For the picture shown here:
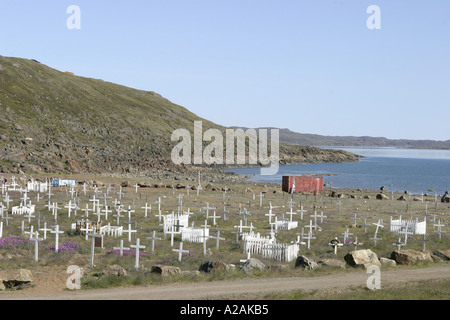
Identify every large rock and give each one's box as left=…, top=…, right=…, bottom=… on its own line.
left=294, top=255, right=319, bottom=270
left=344, top=249, right=381, bottom=269
left=151, top=265, right=181, bottom=277
left=432, top=250, right=450, bottom=261
left=379, top=257, right=397, bottom=267
left=199, top=261, right=229, bottom=273
left=376, top=193, right=389, bottom=200
left=441, top=191, right=450, bottom=203
left=240, top=258, right=266, bottom=274
left=390, top=250, right=433, bottom=265
left=0, top=269, right=33, bottom=290
left=317, top=258, right=346, bottom=268
left=102, top=265, right=127, bottom=277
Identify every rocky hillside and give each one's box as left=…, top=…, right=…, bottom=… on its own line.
left=0, top=56, right=360, bottom=181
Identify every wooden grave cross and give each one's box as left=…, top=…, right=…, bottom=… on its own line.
left=434, top=220, right=446, bottom=240
left=130, top=238, right=146, bottom=270
left=80, top=223, right=93, bottom=241
left=141, top=203, right=151, bottom=218
left=50, top=225, right=64, bottom=253
left=328, top=238, right=343, bottom=254
left=209, top=226, right=225, bottom=249
left=123, top=222, right=137, bottom=242
left=173, top=242, right=189, bottom=262
left=146, top=230, right=162, bottom=253
left=31, top=231, right=43, bottom=262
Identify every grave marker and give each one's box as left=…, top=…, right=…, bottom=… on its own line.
left=50, top=225, right=64, bottom=253
left=146, top=230, right=162, bottom=253
left=130, top=238, right=146, bottom=270
left=31, top=231, right=43, bottom=262
left=113, top=239, right=130, bottom=257
left=173, top=242, right=189, bottom=262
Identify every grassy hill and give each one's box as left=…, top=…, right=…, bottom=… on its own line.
left=0, top=56, right=360, bottom=181
left=234, top=127, right=450, bottom=149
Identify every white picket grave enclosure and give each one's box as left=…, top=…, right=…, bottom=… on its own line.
left=27, top=181, right=48, bottom=193
left=242, top=232, right=276, bottom=255
left=181, top=227, right=210, bottom=243
left=99, top=224, right=124, bottom=237
left=261, top=242, right=299, bottom=262
left=275, top=220, right=298, bottom=231
left=12, top=205, right=36, bottom=215
left=162, top=213, right=189, bottom=233
left=389, top=217, right=426, bottom=235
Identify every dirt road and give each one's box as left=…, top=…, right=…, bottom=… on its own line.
left=1, top=264, right=449, bottom=300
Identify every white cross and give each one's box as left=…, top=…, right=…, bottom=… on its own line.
left=130, top=238, right=146, bottom=270
left=434, top=220, right=446, bottom=240
left=370, top=219, right=384, bottom=246
left=50, top=225, right=64, bottom=253
left=257, top=192, right=264, bottom=207
left=141, top=203, right=151, bottom=218
left=239, top=208, right=251, bottom=226
left=102, top=205, right=112, bottom=220
left=126, top=206, right=135, bottom=222
left=117, top=186, right=125, bottom=200
left=114, top=239, right=130, bottom=257
left=146, top=230, right=162, bottom=253
left=340, top=228, right=353, bottom=244
left=209, top=226, right=225, bottom=249
left=31, top=231, right=43, bottom=262
left=173, top=242, right=189, bottom=262
left=38, top=222, right=51, bottom=240
left=210, top=211, right=221, bottom=226
left=114, top=207, right=125, bottom=225
left=328, top=238, right=343, bottom=255
left=297, top=206, right=307, bottom=221
left=123, top=222, right=137, bottom=242
left=80, top=222, right=93, bottom=241
left=286, top=207, right=296, bottom=222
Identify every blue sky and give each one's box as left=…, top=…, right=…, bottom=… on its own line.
left=0, top=1, right=449, bottom=140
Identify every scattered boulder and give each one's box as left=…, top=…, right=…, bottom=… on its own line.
left=240, top=258, right=266, bottom=274
left=151, top=265, right=181, bottom=277
left=317, top=258, right=346, bottom=268
left=138, top=181, right=152, bottom=188
left=376, top=193, right=389, bottom=200
left=0, top=269, right=33, bottom=290
left=390, top=249, right=433, bottom=265
left=379, top=257, right=397, bottom=267
left=199, top=261, right=229, bottom=273
left=344, top=249, right=381, bottom=269
left=397, top=195, right=408, bottom=201
left=180, top=270, right=200, bottom=277
left=121, top=181, right=129, bottom=188
left=102, top=265, right=127, bottom=277
left=267, top=265, right=289, bottom=272
left=432, top=250, right=450, bottom=261
left=294, top=255, right=319, bottom=270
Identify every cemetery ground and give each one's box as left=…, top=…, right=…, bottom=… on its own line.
left=0, top=173, right=449, bottom=300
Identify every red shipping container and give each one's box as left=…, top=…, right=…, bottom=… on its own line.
left=282, top=176, right=324, bottom=194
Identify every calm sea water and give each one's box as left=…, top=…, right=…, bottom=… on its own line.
left=226, top=147, right=450, bottom=195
